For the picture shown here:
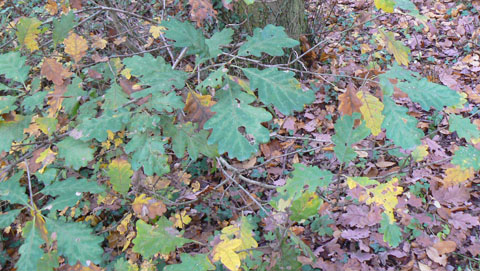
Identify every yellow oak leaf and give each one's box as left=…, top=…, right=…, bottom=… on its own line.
left=219, top=217, right=258, bottom=259
left=107, top=158, right=133, bottom=195
left=117, top=213, right=132, bottom=235
left=171, top=210, right=192, bottom=229
left=64, top=33, right=88, bottom=62
left=16, top=17, right=41, bottom=52
left=380, top=30, right=410, bottom=66
left=149, top=25, right=165, bottom=39
left=356, top=92, right=384, bottom=136
left=212, top=239, right=242, bottom=271
left=45, top=0, right=58, bottom=15
left=444, top=165, right=474, bottom=186
left=35, top=148, right=56, bottom=173
left=374, top=0, right=395, bottom=13
left=412, top=144, right=428, bottom=162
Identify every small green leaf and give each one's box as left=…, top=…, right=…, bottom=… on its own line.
left=238, top=25, right=299, bottom=57
left=277, top=164, right=333, bottom=200
left=52, top=11, right=75, bottom=45
left=452, top=146, right=480, bottom=171
left=290, top=192, right=322, bottom=222
left=15, top=17, right=41, bottom=51
left=449, top=114, right=480, bottom=142
left=107, top=159, right=133, bottom=195
left=204, top=82, right=272, bottom=161
left=382, top=97, right=423, bottom=149
left=16, top=221, right=44, bottom=271
left=332, top=113, right=370, bottom=164
left=46, top=218, right=104, bottom=266
left=162, top=19, right=208, bottom=56
left=35, top=117, right=57, bottom=136
left=56, top=137, right=95, bottom=170
left=132, top=218, right=192, bottom=258
left=198, top=28, right=233, bottom=63
left=242, top=68, right=315, bottom=115
left=0, top=52, right=30, bottom=83
left=0, top=171, right=29, bottom=205
left=125, top=133, right=170, bottom=176
left=197, top=67, right=225, bottom=91
left=378, top=213, right=402, bottom=247
left=0, top=209, right=21, bottom=228
left=123, top=54, right=187, bottom=98
left=114, top=258, right=138, bottom=271
left=164, top=253, right=215, bottom=271
left=163, top=121, right=218, bottom=160
left=0, top=114, right=32, bottom=152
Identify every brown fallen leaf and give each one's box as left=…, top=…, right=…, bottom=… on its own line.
left=41, top=58, right=72, bottom=85
left=433, top=240, right=457, bottom=255
left=426, top=246, right=447, bottom=266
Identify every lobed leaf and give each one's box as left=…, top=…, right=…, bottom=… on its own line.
left=332, top=113, right=370, bottom=164
left=238, top=24, right=299, bottom=57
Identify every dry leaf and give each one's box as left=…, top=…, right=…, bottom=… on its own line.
left=41, top=58, right=73, bottom=85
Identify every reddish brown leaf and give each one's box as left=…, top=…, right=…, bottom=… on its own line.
left=41, top=58, right=72, bottom=85
left=184, top=91, right=215, bottom=129
left=189, top=0, right=217, bottom=27
left=433, top=240, right=457, bottom=254
left=46, top=81, right=69, bottom=116
left=338, top=84, right=362, bottom=116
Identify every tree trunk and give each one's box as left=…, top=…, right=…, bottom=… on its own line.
left=235, top=0, right=307, bottom=41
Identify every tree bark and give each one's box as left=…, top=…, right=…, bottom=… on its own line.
left=235, top=0, right=307, bottom=41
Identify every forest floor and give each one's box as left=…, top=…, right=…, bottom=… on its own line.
left=1, top=0, right=480, bottom=270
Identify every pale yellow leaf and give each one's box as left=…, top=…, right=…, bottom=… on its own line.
left=171, top=210, right=192, bottom=229
left=444, top=165, right=474, bottom=186
left=412, top=145, right=428, bottom=162
left=212, top=239, right=242, bottom=271
left=35, top=148, right=56, bottom=173
left=64, top=32, right=88, bottom=62
left=149, top=25, right=165, bottom=39
left=356, top=92, right=384, bottom=136
left=381, top=30, right=410, bottom=66
left=374, top=0, right=395, bottom=13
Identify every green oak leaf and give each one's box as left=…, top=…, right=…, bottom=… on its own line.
left=16, top=221, right=44, bottom=271
left=0, top=171, right=29, bottom=205
left=0, top=114, right=32, bottom=152
left=15, top=17, right=41, bottom=51
left=144, top=92, right=184, bottom=113
left=161, top=19, right=208, bottom=56
left=0, top=209, right=21, bottom=228
left=332, top=113, right=370, bottom=164
left=63, top=77, right=86, bottom=115
left=277, top=164, right=333, bottom=200
left=242, top=68, right=315, bottom=115
left=198, top=28, right=234, bottom=63
left=238, top=24, right=299, bottom=57
left=449, top=114, right=480, bottom=142
left=126, top=112, right=161, bottom=133
left=22, top=91, right=47, bottom=113
left=102, top=83, right=129, bottom=111
left=56, top=137, right=95, bottom=170
left=123, top=54, right=187, bottom=98
left=125, top=133, right=170, bottom=176
left=379, top=64, right=462, bottom=110
left=52, top=11, right=75, bottom=46
left=40, top=177, right=104, bottom=211
left=204, top=82, right=272, bottom=161
left=132, top=218, right=192, bottom=258
left=452, top=146, right=480, bottom=171
left=397, top=78, right=461, bottom=110
left=114, top=258, right=138, bottom=271
left=75, top=110, right=128, bottom=142
left=381, top=97, right=423, bottom=149
left=378, top=213, right=402, bottom=248
left=164, top=253, right=215, bottom=271
left=0, top=52, right=30, bottom=83
left=290, top=191, right=322, bottom=222
left=37, top=251, right=59, bottom=271
left=163, top=121, right=218, bottom=161
left=0, top=96, right=17, bottom=117
left=46, top=219, right=104, bottom=266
